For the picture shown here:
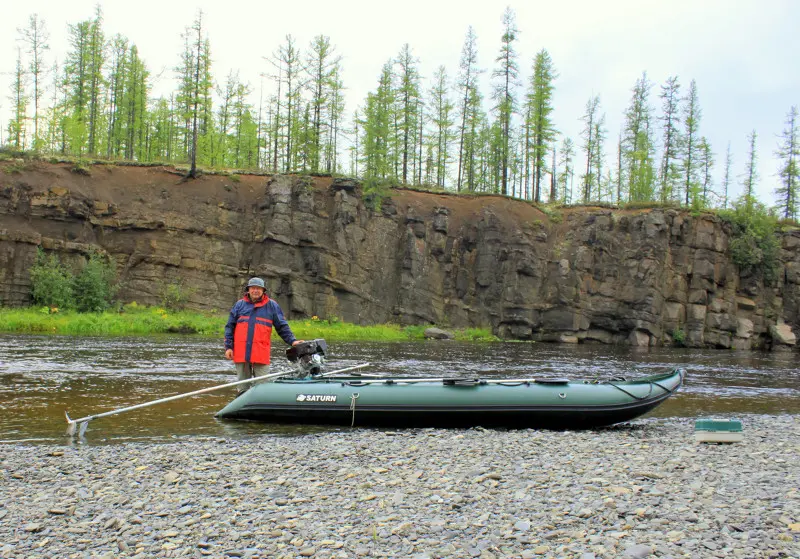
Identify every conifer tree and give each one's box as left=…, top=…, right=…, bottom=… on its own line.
left=658, top=76, right=682, bottom=202
left=275, top=35, right=303, bottom=172
left=7, top=48, right=29, bottom=149
left=215, top=71, right=239, bottom=167
left=427, top=65, right=454, bottom=188
left=64, top=19, right=92, bottom=155
left=305, top=35, right=339, bottom=173
left=682, top=79, right=703, bottom=206
left=106, top=34, right=128, bottom=158
left=557, top=137, right=575, bottom=203
left=395, top=44, right=421, bottom=184
left=697, top=137, right=714, bottom=208
left=721, top=143, right=732, bottom=209
left=622, top=73, right=656, bottom=201
left=177, top=11, right=212, bottom=177
left=775, top=106, right=799, bottom=219
left=362, top=62, right=394, bottom=179
left=86, top=6, right=105, bottom=155
left=491, top=7, right=520, bottom=195
left=18, top=14, right=49, bottom=150
left=742, top=130, right=759, bottom=208
left=123, top=44, right=148, bottom=161
left=524, top=49, right=558, bottom=202
left=580, top=95, right=602, bottom=202
left=455, top=26, right=482, bottom=192
left=325, top=63, right=345, bottom=173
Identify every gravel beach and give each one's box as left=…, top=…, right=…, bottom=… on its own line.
left=1, top=415, right=798, bottom=559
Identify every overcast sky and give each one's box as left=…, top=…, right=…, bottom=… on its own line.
left=2, top=0, right=798, bottom=205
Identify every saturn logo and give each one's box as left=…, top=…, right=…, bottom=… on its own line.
left=296, top=394, right=337, bottom=403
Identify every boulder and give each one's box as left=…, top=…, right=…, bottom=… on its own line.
left=769, top=322, right=797, bottom=346
left=423, top=327, right=454, bottom=340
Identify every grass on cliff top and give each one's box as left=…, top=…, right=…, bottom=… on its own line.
left=0, top=304, right=498, bottom=341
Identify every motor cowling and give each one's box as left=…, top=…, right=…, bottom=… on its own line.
left=285, top=339, right=328, bottom=376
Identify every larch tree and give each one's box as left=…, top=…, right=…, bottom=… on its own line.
left=305, top=35, right=339, bottom=173
left=525, top=48, right=558, bottom=202
left=265, top=52, right=283, bottom=172
left=64, top=19, right=92, bottom=155
left=593, top=120, right=608, bottom=200
left=215, top=71, right=239, bottom=167
left=682, top=79, right=703, bottom=207
left=273, top=35, right=303, bottom=172
left=615, top=132, right=626, bottom=203
left=658, top=76, right=682, bottom=202
left=491, top=6, right=520, bottom=196
left=45, top=59, right=67, bottom=154
left=18, top=14, right=49, bottom=150
left=179, top=10, right=212, bottom=177
left=350, top=107, right=362, bottom=177
left=325, top=63, right=345, bottom=173
left=721, top=143, right=732, bottom=209
left=362, top=62, right=395, bottom=179
left=455, top=26, right=482, bottom=192
left=742, top=130, right=759, bottom=208
left=7, top=48, right=29, bottom=149
left=622, top=73, right=656, bottom=202
left=580, top=95, right=601, bottom=202
left=232, top=81, right=255, bottom=168
left=124, top=44, right=148, bottom=161
left=427, top=65, right=454, bottom=188
left=86, top=6, right=105, bottom=156
left=697, top=137, right=714, bottom=209
left=557, top=137, right=575, bottom=204
left=106, top=34, right=129, bottom=158
left=775, top=106, right=800, bottom=219
left=395, top=44, right=421, bottom=185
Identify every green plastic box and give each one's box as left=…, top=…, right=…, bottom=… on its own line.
left=694, top=419, right=743, bottom=443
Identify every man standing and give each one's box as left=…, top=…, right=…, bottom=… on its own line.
left=224, top=277, right=301, bottom=392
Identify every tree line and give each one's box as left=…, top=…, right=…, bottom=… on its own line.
left=4, top=7, right=799, bottom=218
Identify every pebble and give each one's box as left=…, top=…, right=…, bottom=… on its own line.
left=0, top=415, right=798, bottom=558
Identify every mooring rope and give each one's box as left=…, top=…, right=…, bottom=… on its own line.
left=349, top=393, right=360, bottom=427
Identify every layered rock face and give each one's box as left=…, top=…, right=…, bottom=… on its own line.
left=1, top=161, right=798, bottom=349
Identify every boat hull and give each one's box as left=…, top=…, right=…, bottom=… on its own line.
left=215, top=369, right=685, bottom=429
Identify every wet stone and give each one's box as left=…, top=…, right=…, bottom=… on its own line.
left=0, top=416, right=798, bottom=559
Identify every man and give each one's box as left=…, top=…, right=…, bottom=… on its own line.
left=224, top=277, right=301, bottom=393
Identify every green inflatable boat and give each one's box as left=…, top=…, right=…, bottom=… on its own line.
left=216, top=358, right=685, bottom=430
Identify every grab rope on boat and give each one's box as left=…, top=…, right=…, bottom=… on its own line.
left=349, top=393, right=360, bottom=427
left=605, top=370, right=683, bottom=401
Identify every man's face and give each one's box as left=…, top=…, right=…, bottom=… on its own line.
left=248, top=287, right=265, bottom=301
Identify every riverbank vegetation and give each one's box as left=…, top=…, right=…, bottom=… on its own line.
left=0, top=305, right=498, bottom=341
left=8, top=245, right=499, bottom=341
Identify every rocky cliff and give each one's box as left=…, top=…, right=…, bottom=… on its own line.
left=1, top=160, right=798, bottom=350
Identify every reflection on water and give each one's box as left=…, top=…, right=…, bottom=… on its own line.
left=0, top=334, right=797, bottom=445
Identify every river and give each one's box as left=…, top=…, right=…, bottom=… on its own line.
left=0, top=335, right=797, bottom=445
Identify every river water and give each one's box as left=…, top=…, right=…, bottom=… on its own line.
left=0, top=335, right=797, bottom=445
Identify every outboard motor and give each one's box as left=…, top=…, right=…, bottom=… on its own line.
left=285, top=339, right=328, bottom=377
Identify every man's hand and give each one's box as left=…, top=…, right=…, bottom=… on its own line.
left=292, top=340, right=304, bottom=346
left=225, top=349, right=233, bottom=360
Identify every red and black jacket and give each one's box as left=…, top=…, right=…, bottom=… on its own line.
left=224, top=296, right=296, bottom=364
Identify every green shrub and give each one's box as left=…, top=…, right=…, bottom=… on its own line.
left=363, top=177, right=397, bottom=211
left=72, top=251, right=117, bottom=312
left=719, top=196, right=780, bottom=283
left=158, top=279, right=196, bottom=311
left=671, top=328, right=686, bottom=346
left=29, top=248, right=75, bottom=309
